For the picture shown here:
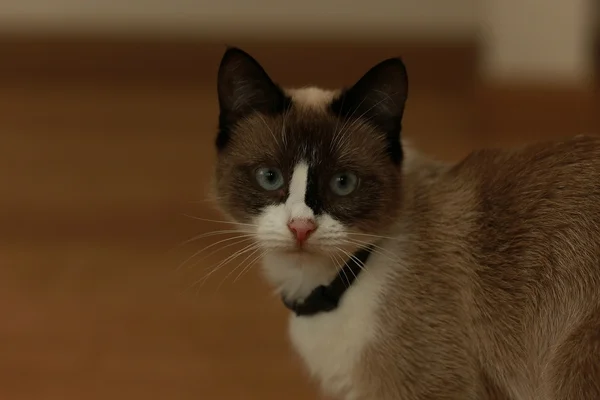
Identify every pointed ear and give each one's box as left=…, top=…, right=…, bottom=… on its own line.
left=216, top=47, right=290, bottom=150
left=330, top=58, right=408, bottom=163
left=217, top=47, right=289, bottom=117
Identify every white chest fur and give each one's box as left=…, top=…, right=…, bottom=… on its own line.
left=287, top=261, right=390, bottom=400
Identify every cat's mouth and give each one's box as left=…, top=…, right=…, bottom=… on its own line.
left=278, top=240, right=358, bottom=258
left=279, top=240, right=337, bottom=257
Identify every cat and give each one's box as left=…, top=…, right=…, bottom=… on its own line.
left=211, top=47, right=600, bottom=400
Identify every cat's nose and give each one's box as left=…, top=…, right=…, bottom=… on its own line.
left=287, top=219, right=317, bottom=243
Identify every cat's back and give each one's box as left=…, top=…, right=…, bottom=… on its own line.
left=459, top=134, right=600, bottom=194
left=455, top=134, right=600, bottom=235
left=448, top=135, right=600, bottom=252
left=451, top=135, right=600, bottom=397
left=455, top=134, right=600, bottom=291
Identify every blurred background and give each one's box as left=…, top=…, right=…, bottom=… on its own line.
left=0, top=1, right=598, bottom=399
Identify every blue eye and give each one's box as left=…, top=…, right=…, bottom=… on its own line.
left=330, top=172, right=358, bottom=196
left=255, top=167, right=284, bottom=191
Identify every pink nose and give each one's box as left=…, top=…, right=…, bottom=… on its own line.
left=287, top=219, right=317, bottom=243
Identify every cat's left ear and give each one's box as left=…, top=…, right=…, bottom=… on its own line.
left=331, top=58, right=408, bottom=163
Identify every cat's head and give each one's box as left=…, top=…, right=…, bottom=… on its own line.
left=213, top=47, right=408, bottom=293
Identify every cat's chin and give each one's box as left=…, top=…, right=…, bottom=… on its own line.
left=280, top=247, right=318, bottom=256
left=261, top=250, right=338, bottom=301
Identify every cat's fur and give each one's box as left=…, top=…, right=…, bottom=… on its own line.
left=212, top=47, right=600, bottom=400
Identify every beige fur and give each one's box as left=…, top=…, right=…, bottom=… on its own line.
left=355, top=135, right=600, bottom=399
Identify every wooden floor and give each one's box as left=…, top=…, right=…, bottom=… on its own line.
left=1, top=41, right=598, bottom=399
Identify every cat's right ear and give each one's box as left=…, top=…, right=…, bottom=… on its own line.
left=216, top=47, right=290, bottom=150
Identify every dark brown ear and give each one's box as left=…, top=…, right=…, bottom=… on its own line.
left=216, top=47, right=290, bottom=150
left=330, top=58, right=408, bottom=164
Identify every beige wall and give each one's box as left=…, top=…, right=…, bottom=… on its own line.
left=0, top=0, right=476, bottom=40
left=0, top=0, right=596, bottom=83
left=480, top=0, right=596, bottom=85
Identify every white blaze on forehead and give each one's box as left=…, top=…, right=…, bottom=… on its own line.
left=286, top=161, right=314, bottom=220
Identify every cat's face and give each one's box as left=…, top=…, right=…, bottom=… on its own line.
left=213, top=48, right=408, bottom=283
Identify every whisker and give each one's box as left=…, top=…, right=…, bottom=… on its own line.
left=342, top=238, right=402, bottom=263
left=186, top=236, right=257, bottom=270
left=233, top=248, right=268, bottom=283
left=346, top=232, right=400, bottom=241
left=254, top=108, right=281, bottom=149
left=182, top=214, right=259, bottom=227
left=281, top=104, right=291, bottom=148
left=177, top=235, right=255, bottom=271
left=215, top=246, right=263, bottom=292
left=194, top=242, right=261, bottom=287
left=336, top=246, right=368, bottom=278
left=330, top=93, right=348, bottom=151
left=335, top=247, right=360, bottom=282
left=372, top=89, right=399, bottom=108
left=178, top=229, right=254, bottom=247
left=333, top=95, right=368, bottom=150
left=335, top=93, right=401, bottom=151
left=330, top=250, right=350, bottom=288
